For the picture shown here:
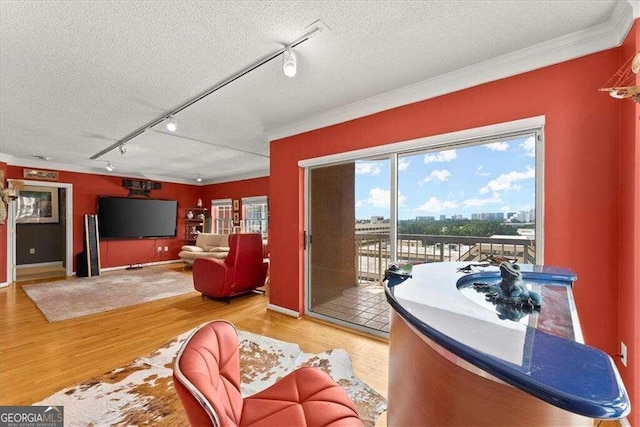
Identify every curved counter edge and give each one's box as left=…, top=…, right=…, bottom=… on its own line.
left=384, top=264, right=630, bottom=420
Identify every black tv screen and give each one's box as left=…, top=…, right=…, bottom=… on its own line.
left=97, top=197, right=178, bottom=239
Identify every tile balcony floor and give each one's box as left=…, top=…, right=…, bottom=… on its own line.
left=311, top=284, right=390, bottom=333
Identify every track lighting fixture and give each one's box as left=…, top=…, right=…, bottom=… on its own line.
left=166, top=117, right=177, bottom=132
left=90, top=23, right=326, bottom=161
left=282, top=47, right=297, bottom=77
left=118, top=144, right=127, bottom=155
left=106, top=162, right=114, bottom=172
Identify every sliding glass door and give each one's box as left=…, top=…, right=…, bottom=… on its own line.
left=306, top=159, right=392, bottom=336
left=397, top=134, right=538, bottom=265
left=303, top=121, right=543, bottom=337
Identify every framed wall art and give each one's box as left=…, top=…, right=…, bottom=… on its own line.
left=23, top=168, right=59, bottom=181
left=233, top=199, right=239, bottom=211
left=16, top=186, right=59, bottom=224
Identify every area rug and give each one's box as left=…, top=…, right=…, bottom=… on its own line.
left=34, top=329, right=387, bottom=426
left=22, top=267, right=195, bottom=322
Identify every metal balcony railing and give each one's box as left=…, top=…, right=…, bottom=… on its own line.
left=356, top=233, right=536, bottom=284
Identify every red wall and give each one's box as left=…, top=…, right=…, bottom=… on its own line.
left=201, top=176, right=269, bottom=212
left=3, top=166, right=201, bottom=271
left=618, top=20, right=639, bottom=425
left=270, top=47, right=626, bottom=370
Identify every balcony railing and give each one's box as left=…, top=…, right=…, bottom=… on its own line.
left=356, top=233, right=536, bottom=284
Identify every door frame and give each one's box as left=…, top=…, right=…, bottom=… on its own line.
left=300, top=116, right=546, bottom=324
left=6, top=180, right=73, bottom=283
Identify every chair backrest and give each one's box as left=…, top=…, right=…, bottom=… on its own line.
left=225, top=233, right=267, bottom=290
left=173, top=321, right=243, bottom=427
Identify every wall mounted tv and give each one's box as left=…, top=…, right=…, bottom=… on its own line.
left=97, top=196, right=178, bottom=239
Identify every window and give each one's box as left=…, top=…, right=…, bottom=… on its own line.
left=396, top=133, right=539, bottom=264
left=211, top=199, right=233, bottom=234
left=241, top=196, right=268, bottom=238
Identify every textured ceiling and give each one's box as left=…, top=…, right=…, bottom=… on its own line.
left=0, top=1, right=632, bottom=184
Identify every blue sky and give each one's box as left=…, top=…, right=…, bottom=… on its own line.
left=355, top=135, right=536, bottom=220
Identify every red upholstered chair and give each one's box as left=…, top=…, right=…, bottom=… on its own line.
left=173, top=321, right=363, bottom=427
left=192, top=233, right=268, bottom=299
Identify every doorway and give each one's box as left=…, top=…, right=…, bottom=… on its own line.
left=6, top=180, right=73, bottom=283
left=305, top=159, right=392, bottom=337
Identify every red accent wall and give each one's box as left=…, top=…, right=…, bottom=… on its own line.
left=201, top=176, right=269, bottom=207
left=270, top=44, right=634, bottom=414
left=3, top=166, right=201, bottom=271
left=618, top=20, right=639, bottom=425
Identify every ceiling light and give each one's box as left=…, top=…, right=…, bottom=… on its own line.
left=196, top=174, right=202, bottom=183
left=106, top=162, right=114, bottom=172
left=118, top=144, right=127, bottom=155
left=91, top=25, right=325, bottom=161
left=283, top=47, right=297, bottom=77
left=166, top=117, right=177, bottom=132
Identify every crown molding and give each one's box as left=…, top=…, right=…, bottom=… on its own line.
left=627, top=0, right=639, bottom=19
left=268, top=2, right=635, bottom=142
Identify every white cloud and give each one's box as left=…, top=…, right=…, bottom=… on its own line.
left=520, top=136, right=535, bottom=157
left=463, top=192, right=502, bottom=208
left=422, top=169, right=451, bottom=183
left=398, top=158, right=411, bottom=171
left=417, top=196, right=460, bottom=213
left=355, top=162, right=382, bottom=176
left=475, top=165, right=490, bottom=177
left=479, top=166, right=534, bottom=194
left=500, top=206, right=511, bottom=213
left=485, top=142, right=509, bottom=151
left=424, top=150, right=457, bottom=164
left=357, top=188, right=405, bottom=210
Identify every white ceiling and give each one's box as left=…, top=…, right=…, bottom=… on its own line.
left=0, top=1, right=634, bottom=184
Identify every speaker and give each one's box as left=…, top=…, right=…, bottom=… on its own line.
left=77, top=214, right=100, bottom=277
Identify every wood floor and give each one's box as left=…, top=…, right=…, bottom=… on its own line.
left=0, top=264, right=620, bottom=426
left=0, top=264, right=389, bottom=410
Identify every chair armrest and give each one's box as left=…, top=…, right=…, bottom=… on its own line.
left=193, top=258, right=232, bottom=298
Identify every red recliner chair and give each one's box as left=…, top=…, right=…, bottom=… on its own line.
left=173, top=321, right=363, bottom=427
left=192, top=233, right=268, bottom=299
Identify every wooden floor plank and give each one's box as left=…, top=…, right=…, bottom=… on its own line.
left=0, top=264, right=618, bottom=426
left=0, top=265, right=389, bottom=410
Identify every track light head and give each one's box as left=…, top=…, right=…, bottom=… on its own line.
left=166, top=117, right=177, bottom=132
left=106, top=161, right=114, bottom=172
left=283, top=47, right=297, bottom=77
left=118, top=144, right=127, bottom=155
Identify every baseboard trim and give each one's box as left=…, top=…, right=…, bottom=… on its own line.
left=0, top=281, right=8, bottom=288
left=16, top=261, right=63, bottom=269
left=267, top=303, right=300, bottom=318
left=78, top=259, right=183, bottom=274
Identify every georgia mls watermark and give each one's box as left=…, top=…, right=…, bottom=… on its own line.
left=0, top=406, right=63, bottom=427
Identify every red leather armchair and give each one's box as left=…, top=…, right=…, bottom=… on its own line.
left=173, top=321, right=363, bottom=427
left=192, top=233, right=268, bottom=299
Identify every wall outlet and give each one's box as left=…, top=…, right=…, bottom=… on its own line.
left=29, top=248, right=35, bottom=254
left=164, top=246, right=168, bottom=251
left=620, top=342, right=627, bottom=367
left=157, top=247, right=162, bottom=252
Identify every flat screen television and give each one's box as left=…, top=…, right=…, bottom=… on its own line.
left=97, top=196, right=178, bottom=239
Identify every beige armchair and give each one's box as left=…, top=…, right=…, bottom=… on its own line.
left=178, top=233, right=230, bottom=266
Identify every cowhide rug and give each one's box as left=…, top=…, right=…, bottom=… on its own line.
left=35, top=329, right=387, bottom=426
